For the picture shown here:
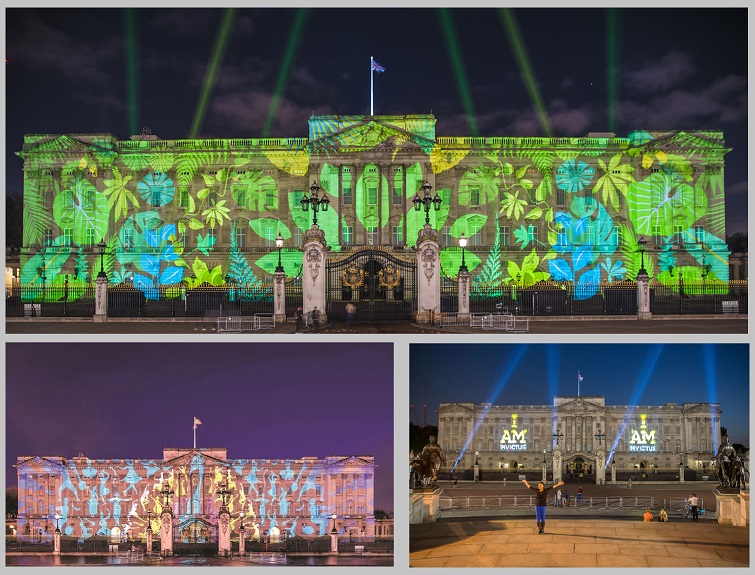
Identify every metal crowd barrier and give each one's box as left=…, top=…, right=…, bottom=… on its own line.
left=217, top=313, right=275, bottom=332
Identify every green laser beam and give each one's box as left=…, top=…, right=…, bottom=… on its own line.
left=190, top=8, right=237, bottom=139
left=498, top=8, right=552, bottom=138
left=438, top=9, right=478, bottom=136
left=606, top=8, right=620, bottom=133
left=262, top=9, right=309, bottom=137
left=124, top=9, right=139, bottom=135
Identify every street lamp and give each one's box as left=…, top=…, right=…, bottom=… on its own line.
left=54, top=513, right=61, bottom=533
left=300, top=181, right=330, bottom=226
left=458, top=233, right=468, bottom=273
left=637, top=237, right=647, bottom=275
left=275, top=233, right=285, bottom=273
left=97, top=239, right=108, bottom=279
left=412, top=180, right=442, bottom=226
left=553, top=429, right=563, bottom=446
left=330, top=513, right=338, bottom=534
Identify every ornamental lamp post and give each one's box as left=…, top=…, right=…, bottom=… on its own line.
left=458, top=233, right=468, bottom=273
left=637, top=237, right=647, bottom=275
left=97, top=239, right=108, bottom=280
left=54, top=512, right=61, bottom=533
left=412, top=180, right=442, bottom=226
left=300, top=181, right=330, bottom=226
left=275, top=233, right=285, bottom=273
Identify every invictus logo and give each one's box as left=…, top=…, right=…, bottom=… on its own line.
left=499, top=413, right=527, bottom=451
left=629, top=413, right=657, bottom=452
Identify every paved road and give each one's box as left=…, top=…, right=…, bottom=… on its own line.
left=410, top=516, right=749, bottom=567
left=5, top=317, right=747, bottom=334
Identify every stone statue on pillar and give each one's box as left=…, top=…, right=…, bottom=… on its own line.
left=273, top=271, right=286, bottom=324
left=552, top=448, right=563, bottom=484
left=595, top=449, right=606, bottom=485
left=302, top=226, right=328, bottom=322
left=217, top=480, right=233, bottom=557
left=158, top=485, right=174, bottom=557
left=416, top=224, right=440, bottom=324
left=457, top=271, right=471, bottom=321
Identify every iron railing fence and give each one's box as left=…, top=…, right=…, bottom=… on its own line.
left=284, top=277, right=303, bottom=318
left=650, top=279, right=748, bottom=314
left=440, top=276, right=459, bottom=313
left=6, top=285, right=96, bottom=317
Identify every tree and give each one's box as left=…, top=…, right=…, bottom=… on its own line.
left=726, top=232, right=747, bottom=253
left=6, top=487, right=18, bottom=516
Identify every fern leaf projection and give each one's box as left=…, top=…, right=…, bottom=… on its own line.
left=74, top=249, right=90, bottom=282
left=473, top=218, right=504, bottom=297
left=22, top=179, right=54, bottom=246
left=227, top=221, right=270, bottom=301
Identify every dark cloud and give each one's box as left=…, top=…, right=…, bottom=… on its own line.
left=624, top=51, right=696, bottom=93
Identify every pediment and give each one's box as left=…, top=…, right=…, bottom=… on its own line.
left=16, top=456, right=65, bottom=471
left=326, top=456, right=376, bottom=470
left=25, top=135, right=113, bottom=155
left=438, top=403, right=476, bottom=415
left=557, top=398, right=604, bottom=414
left=308, top=117, right=435, bottom=155
left=162, top=450, right=230, bottom=467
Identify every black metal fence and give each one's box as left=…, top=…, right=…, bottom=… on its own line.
left=6, top=285, right=96, bottom=317
left=650, top=279, right=748, bottom=315
left=284, top=276, right=303, bottom=318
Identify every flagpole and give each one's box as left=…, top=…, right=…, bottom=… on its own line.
left=370, top=56, right=374, bottom=116
left=194, top=423, right=196, bottom=449
left=578, top=372, right=580, bottom=397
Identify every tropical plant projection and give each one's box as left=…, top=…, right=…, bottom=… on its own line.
left=16, top=453, right=375, bottom=541
left=18, top=116, right=729, bottom=301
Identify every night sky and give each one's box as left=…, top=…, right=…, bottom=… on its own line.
left=410, top=344, right=749, bottom=446
left=6, top=342, right=395, bottom=512
left=4, top=7, right=748, bottom=234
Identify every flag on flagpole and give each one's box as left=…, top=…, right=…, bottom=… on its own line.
left=578, top=371, right=583, bottom=382
left=371, top=58, right=385, bottom=73
left=193, top=417, right=203, bottom=429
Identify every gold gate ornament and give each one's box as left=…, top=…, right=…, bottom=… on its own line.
left=378, top=266, right=401, bottom=288
left=342, top=266, right=365, bottom=288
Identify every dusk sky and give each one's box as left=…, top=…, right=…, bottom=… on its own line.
left=410, top=344, right=749, bottom=446
left=6, top=342, right=395, bottom=512
left=5, top=7, right=747, bottom=234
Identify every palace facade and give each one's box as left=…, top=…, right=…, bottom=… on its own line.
left=438, top=396, right=721, bottom=475
left=15, top=448, right=376, bottom=543
left=17, top=115, right=730, bottom=299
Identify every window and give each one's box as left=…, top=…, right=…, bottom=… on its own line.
left=83, top=188, right=95, bottom=210
left=392, top=186, right=403, bottom=205
left=529, top=225, right=538, bottom=245
left=441, top=226, right=451, bottom=246
left=470, top=225, right=482, bottom=246
left=235, top=224, right=246, bottom=248
left=265, top=189, right=276, bottom=207
left=208, top=188, right=217, bottom=205
left=180, top=190, right=190, bottom=209
left=673, top=224, right=684, bottom=246
left=695, top=226, right=705, bottom=244
left=676, top=426, right=681, bottom=435
left=500, top=225, right=510, bottom=247
left=263, top=226, right=275, bottom=247
left=367, top=226, right=378, bottom=245
left=176, top=221, right=187, bottom=247
left=586, top=225, right=596, bottom=245
left=585, top=188, right=594, bottom=205
left=342, top=225, right=353, bottom=245
left=653, top=225, right=662, bottom=246
left=557, top=230, right=567, bottom=246
left=63, top=227, right=74, bottom=246
left=343, top=186, right=353, bottom=205
left=392, top=225, right=403, bottom=245
left=367, top=186, right=378, bottom=206
left=556, top=188, right=566, bottom=206
left=293, top=189, right=304, bottom=206
left=43, top=228, right=53, bottom=246
left=294, top=227, right=304, bottom=247
left=208, top=227, right=218, bottom=247
left=85, top=226, right=95, bottom=246
left=470, top=187, right=480, bottom=206
left=124, top=227, right=135, bottom=249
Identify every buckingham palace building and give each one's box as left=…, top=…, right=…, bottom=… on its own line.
left=438, top=396, right=721, bottom=478
left=14, top=114, right=732, bottom=322
left=15, top=448, right=377, bottom=543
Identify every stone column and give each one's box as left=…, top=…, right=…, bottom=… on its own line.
left=611, top=462, right=617, bottom=484
left=273, top=270, right=286, bottom=324
left=302, top=226, right=328, bottom=322
left=160, top=510, right=174, bottom=557
left=94, top=272, right=108, bottom=322
left=552, top=448, right=563, bottom=484
left=679, top=463, right=685, bottom=483
left=637, top=269, right=652, bottom=320
left=218, top=507, right=231, bottom=557
left=330, top=524, right=339, bottom=553
left=595, top=449, right=606, bottom=485
left=53, top=527, right=61, bottom=555
left=238, top=523, right=246, bottom=557
left=416, top=224, right=441, bottom=324
left=457, top=271, right=470, bottom=322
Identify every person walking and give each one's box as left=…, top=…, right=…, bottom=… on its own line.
left=556, top=487, right=562, bottom=507
left=294, top=306, right=303, bottom=333
left=688, top=493, right=699, bottom=522
left=345, top=301, right=356, bottom=327
left=562, top=489, right=569, bottom=507
left=522, top=478, right=564, bottom=534
left=312, top=306, right=320, bottom=333
left=577, top=485, right=584, bottom=504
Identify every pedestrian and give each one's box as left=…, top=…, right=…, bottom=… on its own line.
left=658, top=507, right=669, bottom=522
left=453, top=475, right=458, bottom=487
left=688, top=493, right=699, bottom=522
left=643, top=508, right=654, bottom=522
left=294, top=306, right=303, bottom=333
left=577, top=485, right=584, bottom=504
left=345, top=301, right=356, bottom=326
left=522, top=478, right=564, bottom=534
left=563, top=489, right=569, bottom=507
left=312, top=306, right=320, bottom=333
left=556, top=487, right=562, bottom=507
